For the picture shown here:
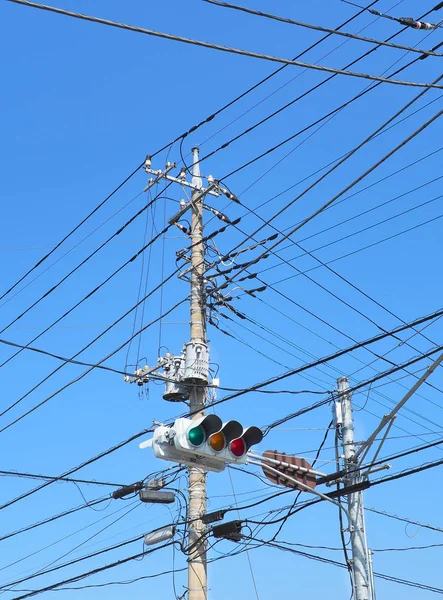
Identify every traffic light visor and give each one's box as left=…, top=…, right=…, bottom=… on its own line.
left=187, top=414, right=222, bottom=447
left=208, top=420, right=242, bottom=452
left=229, top=426, right=263, bottom=457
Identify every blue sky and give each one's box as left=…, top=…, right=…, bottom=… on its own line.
left=1, top=0, right=443, bottom=597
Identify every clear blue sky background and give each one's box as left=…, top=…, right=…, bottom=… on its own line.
left=1, top=0, right=443, bottom=598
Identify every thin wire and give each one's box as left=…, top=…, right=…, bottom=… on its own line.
left=158, top=185, right=168, bottom=355
left=227, top=469, right=261, bottom=599
left=8, top=0, right=443, bottom=89
left=204, top=0, right=443, bottom=56
left=125, top=187, right=154, bottom=370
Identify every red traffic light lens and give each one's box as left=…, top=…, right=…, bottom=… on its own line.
left=230, top=438, right=246, bottom=457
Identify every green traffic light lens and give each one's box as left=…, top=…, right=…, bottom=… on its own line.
left=188, top=425, right=205, bottom=447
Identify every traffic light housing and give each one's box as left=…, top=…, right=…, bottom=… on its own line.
left=143, top=415, right=263, bottom=472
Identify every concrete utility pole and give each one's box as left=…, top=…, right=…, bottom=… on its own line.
left=188, top=147, right=208, bottom=600
left=337, top=376, right=373, bottom=600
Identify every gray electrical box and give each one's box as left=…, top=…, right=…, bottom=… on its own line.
left=163, top=354, right=189, bottom=402
left=183, top=341, right=209, bottom=383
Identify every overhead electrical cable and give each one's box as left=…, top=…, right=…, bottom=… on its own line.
left=10, top=542, right=176, bottom=600
left=196, top=0, right=386, bottom=151
left=200, top=308, right=443, bottom=412
left=195, top=12, right=443, bottom=172
left=289, top=174, right=443, bottom=249
left=2, top=2, right=436, bottom=307
left=0, top=297, right=187, bottom=434
left=0, top=337, right=145, bottom=376
left=269, top=211, right=443, bottom=287
left=160, top=0, right=386, bottom=170
left=341, top=0, right=443, bottom=29
left=8, top=0, right=443, bottom=89
left=0, top=429, right=151, bottom=512
left=0, top=163, right=145, bottom=302
left=366, top=506, right=443, bottom=534
left=203, top=0, right=443, bottom=56
left=209, top=100, right=443, bottom=301
left=248, top=144, right=443, bottom=230
left=0, top=470, right=123, bottom=487
left=250, top=538, right=443, bottom=594
left=0, top=182, right=173, bottom=340
left=17, top=502, right=143, bottom=593
left=230, top=194, right=443, bottom=405
left=0, top=497, right=110, bottom=543
left=0, top=499, right=140, bottom=575
left=0, top=532, right=146, bottom=590
left=0, top=214, right=240, bottom=426
left=0, top=465, right=181, bottom=543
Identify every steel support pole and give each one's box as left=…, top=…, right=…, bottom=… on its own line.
left=188, top=147, right=208, bottom=600
left=337, top=376, right=373, bottom=600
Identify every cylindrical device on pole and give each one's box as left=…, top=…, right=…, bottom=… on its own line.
left=188, top=147, right=208, bottom=600
left=337, top=376, right=373, bottom=600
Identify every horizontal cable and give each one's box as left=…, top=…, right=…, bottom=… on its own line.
left=9, top=0, right=443, bottom=89
left=204, top=0, right=443, bottom=56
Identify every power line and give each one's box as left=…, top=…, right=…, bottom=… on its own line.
left=0, top=297, right=186, bottom=434
left=0, top=337, right=137, bottom=376
left=0, top=163, right=144, bottom=302
left=0, top=531, right=146, bottom=591
left=342, top=0, right=443, bottom=29
left=0, top=496, right=110, bottom=543
left=159, top=1, right=384, bottom=170
left=196, top=0, right=384, bottom=152
left=252, top=538, right=443, bottom=594
left=10, top=542, right=175, bottom=600
left=270, top=211, right=443, bottom=289
left=0, top=499, right=139, bottom=576
left=0, top=182, right=172, bottom=340
left=201, top=307, right=443, bottom=412
left=0, top=429, right=151, bottom=512
left=274, top=171, right=443, bottom=257
left=204, top=0, right=443, bottom=56
left=8, top=0, right=443, bottom=90
left=198, top=24, right=442, bottom=175
left=250, top=144, right=443, bottom=232
left=0, top=470, right=123, bottom=487
left=0, top=465, right=181, bottom=543
left=231, top=192, right=443, bottom=404
left=366, top=506, right=443, bottom=534
left=210, top=100, right=443, bottom=298
left=0, top=212, right=240, bottom=429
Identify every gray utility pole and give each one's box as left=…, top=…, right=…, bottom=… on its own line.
left=188, top=147, right=208, bottom=600
left=336, top=377, right=374, bottom=600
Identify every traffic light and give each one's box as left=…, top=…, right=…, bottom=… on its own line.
left=142, top=415, right=263, bottom=472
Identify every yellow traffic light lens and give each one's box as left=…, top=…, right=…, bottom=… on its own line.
left=209, top=432, right=225, bottom=452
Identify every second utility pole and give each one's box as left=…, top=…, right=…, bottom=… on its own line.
left=337, top=376, right=374, bottom=600
left=188, top=147, right=208, bottom=600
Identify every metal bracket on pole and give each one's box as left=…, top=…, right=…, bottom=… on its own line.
left=146, top=167, right=220, bottom=197
left=358, top=417, right=395, bottom=471
left=123, top=359, right=168, bottom=385
left=248, top=459, right=350, bottom=519
left=354, top=350, right=443, bottom=464
left=168, top=184, right=217, bottom=226
left=144, top=161, right=176, bottom=191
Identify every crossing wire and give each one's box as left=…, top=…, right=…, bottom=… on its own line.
left=204, top=0, right=443, bottom=56
left=8, top=0, right=443, bottom=89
